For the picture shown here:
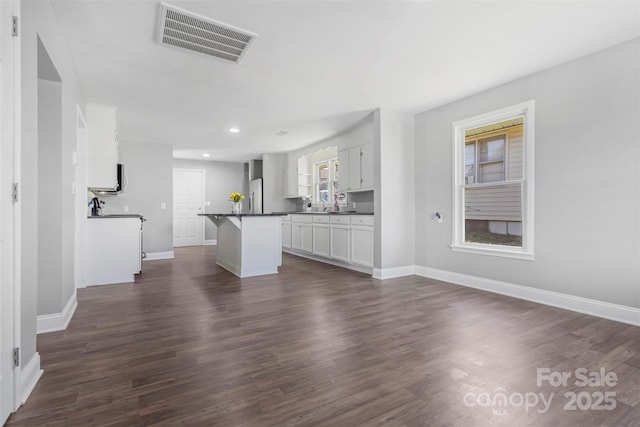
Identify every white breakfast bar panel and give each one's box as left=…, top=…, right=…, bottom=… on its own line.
left=200, top=214, right=285, bottom=278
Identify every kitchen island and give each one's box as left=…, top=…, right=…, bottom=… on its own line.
left=199, top=213, right=287, bottom=278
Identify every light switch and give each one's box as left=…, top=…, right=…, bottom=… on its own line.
left=435, top=212, right=443, bottom=223
left=161, top=202, right=166, bottom=210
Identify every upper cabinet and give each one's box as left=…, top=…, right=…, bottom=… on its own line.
left=338, top=142, right=373, bottom=192
left=86, top=104, right=119, bottom=190
left=285, top=154, right=312, bottom=198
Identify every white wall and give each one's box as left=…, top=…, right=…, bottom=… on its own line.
left=37, top=77, right=62, bottom=315
left=374, top=109, right=416, bottom=272
left=21, top=0, right=87, bottom=361
left=173, top=159, right=247, bottom=241
left=102, top=141, right=174, bottom=253
left=414, top=38, right=640, bottom=308
left=262, top=153, right=296, bottom=213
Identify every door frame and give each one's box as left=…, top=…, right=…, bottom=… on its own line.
left=172, top=168, right=205, bottom=247
left=0, top=0, right=22, bottom=421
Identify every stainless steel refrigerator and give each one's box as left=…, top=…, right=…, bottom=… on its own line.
left=249, top=178, right=263, bottom=213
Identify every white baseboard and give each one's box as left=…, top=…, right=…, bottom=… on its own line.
left=144, top=251, right=174, bottom=261
left=215, top=258, right=241, bottom=278
left=37, top=291, right=78, bottom=334
left=373, top=265, right=416, bottom=280
left=88, top=274, right=134, bottom=286
left=283, top=249, right=373, bottom=275
left=20, top=352, right=43, bottom=405
left=204, top=239, right=217, bottom=246
left=414, top=265, right=640, bottom=327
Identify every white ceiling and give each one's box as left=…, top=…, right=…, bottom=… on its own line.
left=51, top=0, right=640, bottom=162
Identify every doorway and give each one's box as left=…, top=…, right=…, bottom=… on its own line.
left=173, top=168, right=204, bottom=247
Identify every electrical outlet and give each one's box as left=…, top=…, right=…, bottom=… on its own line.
left=205, top=201, right=211, bottom=206
left=124, top=205, right=129, bottom=213
left=435, top=212, right=443, bottom=223
left=161, top=202, right=166, bottom=210
left=353, top=201, right=357, bottom=209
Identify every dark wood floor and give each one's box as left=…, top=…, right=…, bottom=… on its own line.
left=6, top=246, right=640, bottom=426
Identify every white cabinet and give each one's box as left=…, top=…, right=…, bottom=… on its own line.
left=285, top=155, right=312, bottom=198
left=282, top=216, right=292, bottom=249
left=312, top=215, right=330, bottom=257
left=329, top=215, right=350, bottom=263
left=87, top=217, right=141, bottom=285
left=291, top=215, right=313, bottom=253
left=338, top=142, right=374, bottom=192
left=360, top=142, right=374, bottom=189
left=86, top=104, right=119, bottom=190
left=350, top=215, right=374, bottom=267
left=286, top=214, right=374, bottom=272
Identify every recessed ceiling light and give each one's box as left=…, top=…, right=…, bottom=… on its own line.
left=229, top=127, right=240, bottom=133
left=202, top=153, right=210, bottom=158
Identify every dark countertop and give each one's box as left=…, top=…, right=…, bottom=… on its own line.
left=275, top=211, right=375, bottom=216
left=88, top=214, right=143, bottom=219
left=199, top=213, right=288, bottom=217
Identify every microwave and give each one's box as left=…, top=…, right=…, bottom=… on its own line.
left=89, top=163, right=124, bottom=194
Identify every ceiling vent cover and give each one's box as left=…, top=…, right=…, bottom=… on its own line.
left=157, top=3, right=257, bottom=64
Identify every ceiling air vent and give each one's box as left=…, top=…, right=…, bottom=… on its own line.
left=157, top=3, right=257, bottom=64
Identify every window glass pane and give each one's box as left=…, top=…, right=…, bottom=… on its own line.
left=465, top=143, right=475, bottom=184
left=479, top=137, right=504, bottom=163
left=464, top=184, right=522, bottom=247
left=479, top=161, right=504, bottom=182
left=318, top=163, right=329, bottom=180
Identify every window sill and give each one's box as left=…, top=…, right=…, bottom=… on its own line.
left=450, top=243, right=534, bottom=260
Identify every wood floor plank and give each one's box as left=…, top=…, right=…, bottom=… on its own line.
left=6, top=246, right=639, bottom=426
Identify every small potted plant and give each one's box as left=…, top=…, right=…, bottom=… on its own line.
left=229, top=192, right=245, bottom=214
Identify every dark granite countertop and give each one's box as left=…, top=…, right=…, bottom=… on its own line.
left=199, top=213, right=288, bottom=217
left=88, top=214, right=143, bottom=219
left=275, top=211, right=375, bottom=216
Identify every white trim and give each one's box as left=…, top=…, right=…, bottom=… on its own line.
left=88, top=274, right=134, bottom=286
left=415, top=266, right=640, bottom=327
left=450, top=243, right=535, bottom=260
left=372, top=265, right=416, bottom=280
left=5, top=0, right=22, bottom=416
left=204, top=239, right=217, bottom=246
left=144, top=251, right=175, bottom=261
left=452, top=100, right=535, bottom=258
left=37, top=291, right=78, bottom=334
left=283, top=248, right=373, bottom=275
left=20, top=352, right=42, bottom=405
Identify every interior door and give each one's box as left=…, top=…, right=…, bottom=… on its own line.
left=173, top=169, right=204, bottom=247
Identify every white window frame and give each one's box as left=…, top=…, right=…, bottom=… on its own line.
left=313, top=158, right=338, bottom=204
left=451, top=100, right=535, bottom=260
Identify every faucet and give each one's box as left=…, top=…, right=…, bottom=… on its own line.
left=322, top=201, right=327, bottom=212
left=89, top=197, right=104, bottom=216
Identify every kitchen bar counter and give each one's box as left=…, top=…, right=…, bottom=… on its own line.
left=199, top=213, right=287, bottom=278
left=273, top=211, right=375, bottom=215
left=88, top=214, right=144, bottom=219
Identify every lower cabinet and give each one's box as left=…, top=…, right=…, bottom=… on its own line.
left=291, top=215, right=313, bottom=253
left=87, top=217, right=141, bottom=285
left=282, top=217, right=292, bottom=249
left=312, top=224, right=330, bottom=257
left=350, top=215, right=374, bottom=267
left=312, top=215, right=330, bottom=257
left=329, top=225, right=350, bottom=262
left=286, top=214, right=374, bottom=272
left=350, top=225, right=374, bottom=267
